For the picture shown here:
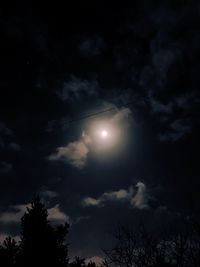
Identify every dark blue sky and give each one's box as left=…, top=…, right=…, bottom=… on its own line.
left=0, top=0, right=200, bottom=261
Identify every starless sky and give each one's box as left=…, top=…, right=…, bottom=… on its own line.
left=0, top=0, right=200, bottom=261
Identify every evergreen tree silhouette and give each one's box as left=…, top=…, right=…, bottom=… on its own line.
left=18, top=196, right=69, bottom=267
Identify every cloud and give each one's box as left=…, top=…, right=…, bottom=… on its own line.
left=0, top=161, right=13, bottom=174
left=8, top=143, right=21, bottom=152
left=73, top=216, right=90, bottom=224
left=57, top=76, right=99, bottom=102
left=130, top=182, right=149, bottom=209
left=158, top=119, right=192, bottom=142
left=82, top=181, right=150, bottom=210
left=48, top=107, right=132, bottom=169
left=0, top=203, right=69, bottom=224
left=149, top=94, right=173, bottom=116
left=110, top=107, right=132, bottom=124
left=0, top=122, right=13, bottom=149
left=0, top=122, right=13, bottom=136
left=147, top=91, right=199, bottom=141
left=47, top=204, right=70, bottom=223
left=40, top=189, right=59, bottom=199
left=79, top=35, right=105, bottom=57
left=0, top=233, right=20, bottom=245
left=82, top=197, right=102, bottom=207
left=49, top=135, right=91, bottom=169
left=152, top=47, right=183, bottom=89
left=0, top=204, right=28, bottom=223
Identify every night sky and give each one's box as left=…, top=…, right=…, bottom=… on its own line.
left=0, top=0, right=200, bottom=263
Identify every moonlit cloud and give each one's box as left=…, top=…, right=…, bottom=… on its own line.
left=0, top=203, right=69, bottom=224
left=0, top=204, right=28, bottom=223
left=48, top=107, right=132, bottom=169
left=0, top=233, right=20, bottom=245
left=47, top=204, right=70, bottom=223
left=82, top=197, right=102, bottom=207
left=110, top=107, right=132, bottom=124
left=131, top=182, right=149, bottom=209
left=49, top=135, right=91, bottom=169
left=82, top=181, right=150, bottom=210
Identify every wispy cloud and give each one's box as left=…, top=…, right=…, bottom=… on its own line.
left=0, top=161, right=13, bottom=174
left=79, top=35, right=105, bottom=57
left=82, top=181, right=150, bottom=210
left=130, top=182, right=149, bottom=209
left=47, top=204, right=70, bottom=223
left=40, top=189, right=59, bottom=199
left=0, top=122, right=13, bottom=137
left=0, top=121, right=13, bottom=149
left=0, top=204, right=28, bottom=223
left=158, top=119, right=192, bottom=142
left=49, top=135, right=91, bottom=169
left=57, top=76, right=99, bottom=102
left=8, top=143, right=21, bottom=152
left=0, top=121, right=21, bottom=152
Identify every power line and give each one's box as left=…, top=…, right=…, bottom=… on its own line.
left=17, top=100, right=138, bottom=138
left=67, top=101, right=133, bottom=124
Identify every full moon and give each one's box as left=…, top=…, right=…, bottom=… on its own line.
left=101, top=129, right=108, bottom=138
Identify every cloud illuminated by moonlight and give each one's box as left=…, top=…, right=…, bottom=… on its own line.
left=48, top=107, right=132, bottom=169
left=82, top=181, right=149, bottom=210
left=49, top=134, right=91, bottom=169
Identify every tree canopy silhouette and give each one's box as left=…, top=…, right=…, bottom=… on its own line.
left=19, top=196, right=69, bottom=267
left=1, top=197, right=200, bottom=267
left=0, top=196, right=69, bottom=267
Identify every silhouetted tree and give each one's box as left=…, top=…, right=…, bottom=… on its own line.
left=103, top=224, right=174, bottom=267
left=18, top=196, right=69, bottom=267
left=1, top=197, right=200, bottom=267
left=70, top=257, right=98, bottom=267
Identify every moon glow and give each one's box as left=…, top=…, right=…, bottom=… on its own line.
left=101, top=130, right=108, bottom=138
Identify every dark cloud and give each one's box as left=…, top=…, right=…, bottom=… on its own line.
left=0, top=161, right=12, bottom=174
left=0, top=122, right=13, bottom=137
left=158, top=119, right=193, bottom=142
left=8, top=143, right=21, bottom=152
left=79, top=35, right=105, bottom=57
left=57, top=76, right=99, bottom=102
left=40, top=189, right=59, bottom=199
